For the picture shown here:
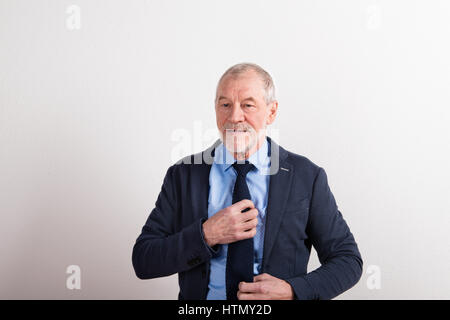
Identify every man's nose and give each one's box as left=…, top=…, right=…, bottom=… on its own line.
left=228, top=103, right=245, bottom=123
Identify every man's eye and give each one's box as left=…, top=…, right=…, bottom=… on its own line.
left=244, top=104, right=254, bottom=108
left=222, top=103, right=230, bottom=107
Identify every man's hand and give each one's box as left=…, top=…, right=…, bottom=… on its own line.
left=202, top=199, right=258, bottom=247
left=237, top=273, right=294, bottom=300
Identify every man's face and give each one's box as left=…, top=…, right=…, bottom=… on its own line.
left=215, top=70, right=278, bottom=158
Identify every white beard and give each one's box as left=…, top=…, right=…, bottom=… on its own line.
left=220, top=127, right=265, bottom=157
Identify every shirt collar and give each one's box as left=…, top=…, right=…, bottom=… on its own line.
left=213, top=138, right=270, bottom=173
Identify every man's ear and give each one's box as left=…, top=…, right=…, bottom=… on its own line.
left=266, top=101, right=278, bottom=125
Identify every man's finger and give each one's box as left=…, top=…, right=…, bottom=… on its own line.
left=237, top=228, right=257, bottom=240
left=241, top=208, right=258, bottom=222
left=241, top=218, right=258, bottom=231
left=238, top=281, right=261, bottom=293
left=254, top=273, right=272, bottom=282
left=231, top=199, right=254, bottom=212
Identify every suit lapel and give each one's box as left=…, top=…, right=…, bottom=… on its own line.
left=194, top=139, right=221, bottom=221
left=262, top=138, right=293, bottom=270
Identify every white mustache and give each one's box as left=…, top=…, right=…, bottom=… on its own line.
left=223, top=124, right=254, bottom=132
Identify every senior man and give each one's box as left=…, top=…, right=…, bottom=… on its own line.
left=132, top=63, right=363, bottom=300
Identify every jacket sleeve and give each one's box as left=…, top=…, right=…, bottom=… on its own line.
left=285, top=167, right=363, bottom=300
left=132, top=165, right=214, bottom=279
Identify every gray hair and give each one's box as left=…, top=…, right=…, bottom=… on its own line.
left=215, top=62, right=276, bottom=104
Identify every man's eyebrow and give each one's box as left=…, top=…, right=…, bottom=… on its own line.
left=217, top=96, right=257, bottom=102
left=242, top=97, right=257, bottom=103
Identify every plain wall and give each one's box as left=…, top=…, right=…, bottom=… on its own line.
left=1, top=0, right=449, bottom=299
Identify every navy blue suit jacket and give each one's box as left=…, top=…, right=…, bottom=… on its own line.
left=132, top=137, right=363, bottom=300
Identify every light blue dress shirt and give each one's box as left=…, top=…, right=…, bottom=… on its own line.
left=206, top=139, right=271, bottom=300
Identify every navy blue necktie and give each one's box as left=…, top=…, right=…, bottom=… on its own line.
left=226, top=161, right=255, bottom=300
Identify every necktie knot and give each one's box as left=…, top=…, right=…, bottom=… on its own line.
left=232, top=161, right=255, bottom=177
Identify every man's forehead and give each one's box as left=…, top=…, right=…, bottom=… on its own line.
left=217, top=75, right=265, bottom=98
left=217, top=89, right=264, bottom=102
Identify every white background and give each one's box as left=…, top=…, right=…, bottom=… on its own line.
left=0, top=0, right=449, bottom=299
